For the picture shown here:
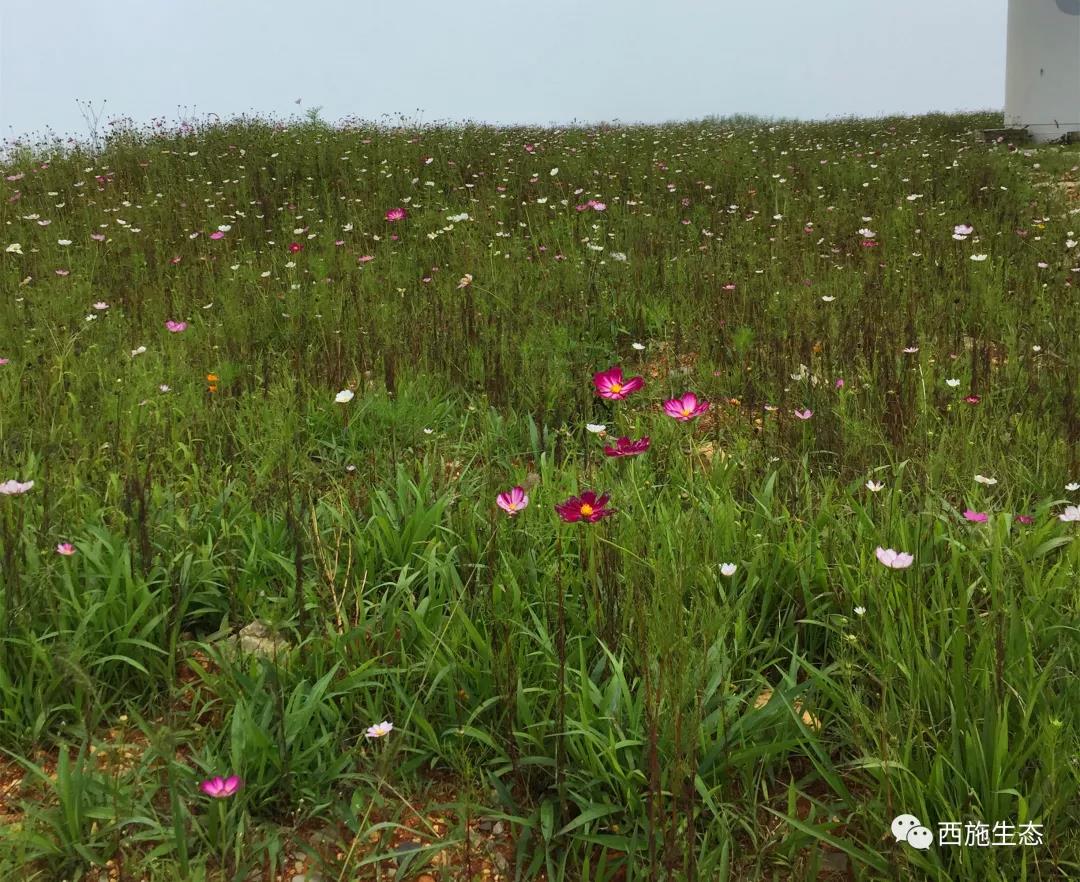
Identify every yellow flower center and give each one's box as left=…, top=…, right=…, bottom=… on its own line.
left=609, top=383, right=622, bottom=394
left=681, top=407, right=691, bottom=416
left=508, top=502, right=519, bottom=510
left=580, top=503, right=594, bottom=516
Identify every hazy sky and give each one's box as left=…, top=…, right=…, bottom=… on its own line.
left=1, top=0, right=1007, bottom=140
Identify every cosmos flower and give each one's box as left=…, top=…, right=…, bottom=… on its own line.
left=164, top=321, right=187, bottom=333
left=593, top=366, right=644, bottom=400
left=603, top=436, right=650, bottom=457
left=793, top=409, right=813, bottom=420
left=953, top=224, right=974, bottom=239
left=865, top=480, right=884, bottom=492
left=1014, top=515, right=1034, bottom=525
left=1065, top=482, right=1079, bottom=492
left=586, top=423, right=607, bottom=434
left=199, top=776, right=242, bottom=798
left=209, top=231, right=224, bottom=240
left=875, top=547, right=913, bottom=569
left=946, top=378, right=960, bottom=387
left=555, top=490, right=614, bottom=523
left=93, top=301, right=108, bottom=310
left=965, top=395, right=981, bottom=405
left=631, top=342, right=645, bottom=351
left=56, top=543, right=75, bottom=555
left=334, top=389, right=355, bottom=404
left=664, top=392, right=710, bottom=422
left=963, top=509, right=988, bottom=523
left=385, top=207, right=407, bottom=222
left=0, top=479, right=34, bottom=495
left=366, top=720, right=394, bottom=739
left=496, top=486, right=529, bottom=516
left=970, top=254, right=988, bottom=262
left=974, top=475, right=997, bottom=485
left=1059, top=505, right=1080, bottom=523
left=288, top=242, right=303, bottom=253
left=131, top=346, right=147, bottom=358
left=720, top=562, right=737, bottom=577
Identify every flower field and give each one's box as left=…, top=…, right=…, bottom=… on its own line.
left=0, top=111, right=1078, bottom=880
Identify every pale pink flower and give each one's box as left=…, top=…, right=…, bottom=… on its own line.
left=56, top=543, right=76, bottom=556
left=366, top=720, right=394, bottom=738
left=793, top=409, right=813, bottom=420
left=164, top=321, right=187, bottom=333
left=875, top=547, right=913, bottom=569
left=496, top=486, right=529, bottom=516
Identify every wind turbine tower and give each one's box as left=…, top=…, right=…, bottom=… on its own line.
left=1005, top=0, right=1080, bottom=142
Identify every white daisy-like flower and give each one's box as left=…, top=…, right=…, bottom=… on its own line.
left=631, top=342, right=645, bottom=351
left=365, top=720, right=394, bottom=739
left=720, top=563, right=737, bottom=577
left=1066, top=482, right=1080, bottom=492
left=974, top=475, right=997, bottom=486
left=854, top=606, right=866, bottom=616
left=334, top=389, right=354, bottom=404
left=946, top=378, right=961, bottom=387
left=586, top=423, right=607, bottom=434
left=6, top=243, right=23, bottom=254
left=1059, top=505, right=1080, bottom=523
left=970, top=254, right=988, bottom=262
left=865, top=480, right=884, bottom=492
left=131, top=346, right=147, bottom=358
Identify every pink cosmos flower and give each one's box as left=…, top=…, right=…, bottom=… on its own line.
left=385, top=207, right=407, bottom=222
left=664, top=393, right=710, bottom=422
left=875, top=547, right=914, bottom=569
left=0, top=479, right=34, bottom=495
left=209, top=231, right=224, bottom=240
left=603, top=436, right=650, bottom=457
left=524, top=143, right=536, bottom=153
left=963, top=509, right=988, bottom=523
left=288, top=242, right=302, bottom=253
left=56, top=543, right=75, bottom=556
left=0, top=358, right=8, bottom=365
left=555, top=490, right=614, bottom=523
left=794, top=408, right=813, bottom=420
left=1014, top=515, right=1034, bottom=525
left=965, top=395, right=981, bottom=405
left=834, top=378, right=845, bottom=389
left=593, top=366, right=644, bottom=401
left=90, top=233, right=106, bottom=241
left=55, top=269, right=69, bottom=276
left=199, top=775, right=242, bottom=798
left=496, top=486, right=529, bottom=516
left=165, top=321, right=187, bottom=333
left=358, top=255, right=374, bottom=263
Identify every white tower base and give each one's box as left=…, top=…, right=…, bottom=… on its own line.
left=1005, top=0, right=1080, bottom=143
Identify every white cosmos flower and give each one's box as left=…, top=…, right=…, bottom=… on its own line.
left=821, top=295, right=835, bottom=302
left=970, top=254, right=988, bottom=261
left=946, top=378, right=960, bottom=387
left=974, top=475, right=997, bottom=485
left=854, top=605, right=866, bottom=616
left=1066, top=482, right=1080, bottom=492
left=1059, top=505, right=1080, bottom=522
left=550, top=167, right=559, bottom=176
left=6, top=243, right=23, bottom=254
left=631, top=342, right=645, bottom=351
left=131, top=346, right=147, bottom=357
left=720, top=563, right=737, bottom=577
left=586, top=423, right=607, bottom=434
left=865, top=480, right=884, bottom=492
left=334, top=389, right=354, bottom=404
left=58, top=238, right=72, bottom=246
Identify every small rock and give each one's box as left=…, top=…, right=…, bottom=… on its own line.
left=492, top=821, right=505, bottom=835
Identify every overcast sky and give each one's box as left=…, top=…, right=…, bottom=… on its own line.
left=1, top=0, right=1007, bottom=140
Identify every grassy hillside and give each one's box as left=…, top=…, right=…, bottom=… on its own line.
left=0, top=111, right=1078, bottom=880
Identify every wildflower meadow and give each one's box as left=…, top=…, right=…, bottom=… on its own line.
left=0, top=111, right=1078, bottom=880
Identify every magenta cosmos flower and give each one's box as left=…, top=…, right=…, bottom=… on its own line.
left=875, top=547, right=914, bottom=569
left=603, top=436, right=650, bottom=457
left=165, top=320, right=187, bottom=333
left=963, top=509, right=988, bottom=523
left=385, top=207, right=407, bottom=222
left=664, top=392, right=710, bottom=422
left=555, top=490, right=614, bottom=523
left=199, top=775, right=242, bottom=798
left=593, top=366, right=644, bottom=401
left=496, top=486, right=529, bottom=516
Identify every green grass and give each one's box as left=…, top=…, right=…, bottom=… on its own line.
left=0, top=111, right=1078, bottom=881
